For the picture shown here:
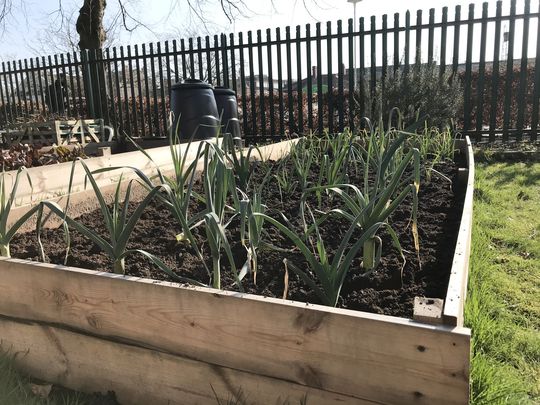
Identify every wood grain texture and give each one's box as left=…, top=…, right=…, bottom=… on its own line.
left=7, top=138, right=297, bottom=232
left=0, top=258, right=470, bottom=405
left=443, top=137, right=475, bottom=327
left=413, top=297, right=444, bottom=325
left=5, top=138, right=297, bottom=208
left=0, top=316, right=367, bottom=405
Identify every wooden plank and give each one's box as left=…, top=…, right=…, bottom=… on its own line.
left=3, top=121, right=56, bottom=145
left=443, top=137, right=475, bottom=326
left=0, top=316, right=366, bottom=405
left=55, top=119, right=103, bottom=145
left=413, top=297, right=443, bottom=325
left=8, top=137, right=298, bottom=232
left=5, top=138, right=297, bottom=208
left=0, top=258, right=470, bottom=405
left=97, top=147, right=112, bottom=157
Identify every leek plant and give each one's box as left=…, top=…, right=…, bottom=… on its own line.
left=35, top=199, right=70, bottom=264
left=274, top=155, right=296, bottom=202
left=256, top=207, right=386, bottom=307
left=221, top=133, right=261, bottom=192
left=313, top=131, right=359, bottom=206
left=94, top=130, right=211, bottom=279
left=411, top=124, right=454, bottom=162
left=289, top=138, right=314, bottom=191
left=322, top=131, right=356, bottom=185
left=318, top=130, right=421, bottom=273
left=238, top=174, right=270, bottom=284
left=44, top=159, right=174, bottom=275
left=117, top=131, right=207, bottom=242
left=202, top=142, right=244, bottom=290
left=409, top=124, right=455, bottom=183
left=0, top=168, right=41, bottom=257
left=203, top=143, right=234, bottom=221
left=301, top=129, right=420, bottom=275
left=246, top=191, right=265, bottom=284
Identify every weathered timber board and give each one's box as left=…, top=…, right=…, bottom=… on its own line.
left=8, top=138, right=297, bottom=231
left=5, top=138, right=297, bottom=207
left=0, top=316, right=368, bottom=405
left=443, top=137, right=475, bottom=326
left=0, top=258, right=470, bottom=405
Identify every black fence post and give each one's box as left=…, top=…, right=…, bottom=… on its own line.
left=475, top=2, right=488, bottom=138
left=347, top=19, right=355, bottom=132
left=503, top=0, right=517, bottom=142
left=440, top=7, right=448, bottom=78
left=81, top=49, right=95, bottom=119
left=266, top=28, right=275, bottom=137
left=516, top=0, right=531, bottom=141
left=489, top=1, right=503, bottom=142
left=296, top=25, right=304, bottom=134
left=257, top=29, right=266, bottom=136
left=531, top=1, right=540, bottom=142
left=92, top=49, right=106, bottom=119
left=463, top=4, right=475, bottom=136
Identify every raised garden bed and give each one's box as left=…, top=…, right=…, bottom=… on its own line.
left=3, top=140, right=203, bottom=207
left=0, top=135, right=473, bottom=404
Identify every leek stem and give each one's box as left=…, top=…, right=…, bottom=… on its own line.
left=0, top=244, right=10, bottom=257
left=113, top=258, right=125, bottom=275
left=363, top=238, right=376, bottom=270
left=213, top=256, right=220, bottom=290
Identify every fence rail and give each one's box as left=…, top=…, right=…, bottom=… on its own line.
left=0, top=0, right=539, bottom=143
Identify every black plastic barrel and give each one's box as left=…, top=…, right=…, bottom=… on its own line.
left=213, top=87, right=241, bottom=140
left=170, top=79, right=220, bottom=141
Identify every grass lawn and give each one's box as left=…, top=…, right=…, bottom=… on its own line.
left=466, top=159, right=540, bottom=404
left=0, top=158, right=538, bottom=404
left=0, top=353, right=89, bottom=405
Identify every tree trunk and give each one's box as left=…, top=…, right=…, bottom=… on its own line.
left=77, top=0, right=108, bottom=121
left=76, top=0, right=107, bottom=50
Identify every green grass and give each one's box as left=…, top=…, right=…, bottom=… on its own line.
left=0, top=353, right=86, bottom=404
left=466, top=159, right=540, bottom=404
left=0, top=351, right=114, bottom=405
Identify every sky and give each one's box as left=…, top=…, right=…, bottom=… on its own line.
left=0, top=0, right=537, bottom=64
left=0, top=0, right=540, bottom=73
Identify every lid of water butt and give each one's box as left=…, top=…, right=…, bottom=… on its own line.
left=213, top=86, right=236, bottom=96
left=171, top=78, right=214, bottom=90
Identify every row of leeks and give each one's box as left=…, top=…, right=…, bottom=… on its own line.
left=0, top=120, right=449, bottom=308
left=264, top=127, right=421, bottom=306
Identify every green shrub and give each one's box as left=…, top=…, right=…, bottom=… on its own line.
left=362, top=62, right=463, bottom=130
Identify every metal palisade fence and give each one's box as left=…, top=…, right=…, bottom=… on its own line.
left=0, top=0, right=539, bottom=143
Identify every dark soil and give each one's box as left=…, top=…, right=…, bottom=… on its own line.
left=11, top=155, right=465, bottom=319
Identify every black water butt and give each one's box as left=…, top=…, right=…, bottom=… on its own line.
left=170, top=79, right=220, bottom=141
left=213, top=87, right=241, bottom=140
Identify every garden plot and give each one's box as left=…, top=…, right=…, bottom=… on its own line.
left=0, top=131, right=473, bottom=404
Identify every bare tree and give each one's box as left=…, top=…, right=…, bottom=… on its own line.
left=72, top=0, right=254, bottom=50
left=28, top=8, right=119, bottom=56
left=72, top=0, right=329, bottom=50
left=76, top=0, right=107, bottom=49
left=0, top=0, right=14, bottom=32
left=1, top=0, right=328, bottom=53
